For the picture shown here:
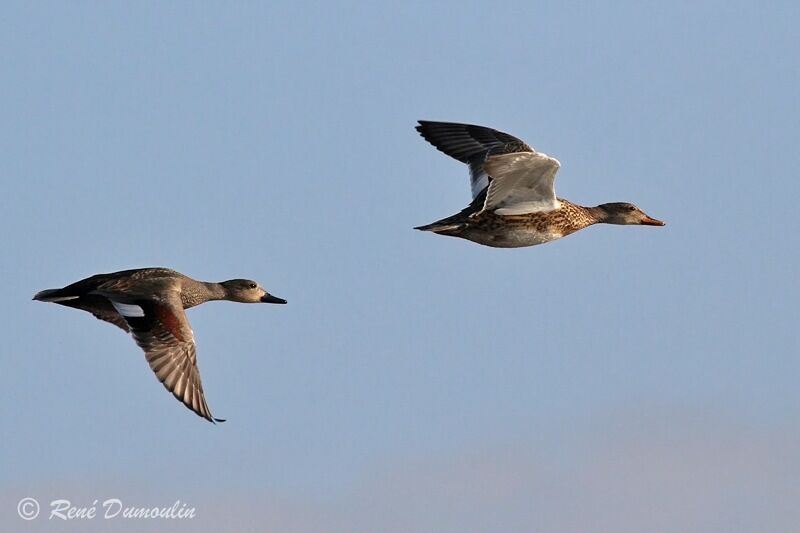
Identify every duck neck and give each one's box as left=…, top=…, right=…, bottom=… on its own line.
left=202, top=281, right=228, bottom=302
left=564, top=200, right=606, bottom=227
left=586, top=205, right=610, bottom=224
left=180, top=280, right=226, bottom=308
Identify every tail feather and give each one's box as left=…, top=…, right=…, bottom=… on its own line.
left=415, top=187, right=486, bottom=234
left=33, top=288, right=79, bottom=302
left=33, top=274, right=107, bottom=302
left=414, top=221, right=464, bottom=233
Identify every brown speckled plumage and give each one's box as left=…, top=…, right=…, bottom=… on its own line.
left=415, top=121, right=664, bottom=248
left=423, top=199, right=603, bottom=248
left=496, top=200, right=601, bottom=235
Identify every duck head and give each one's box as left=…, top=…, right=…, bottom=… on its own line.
left=596, top=202, right=665, bottom=226
left=221, top=279, right=287, bottom=304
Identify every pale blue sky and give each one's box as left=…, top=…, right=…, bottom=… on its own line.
left=2, top=2, right=798, bottom=532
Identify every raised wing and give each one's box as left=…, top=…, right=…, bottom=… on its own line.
left=416, top=121, right=534, bottom=199
left=483, top=152, right=561, bottom=215
left=109, top=296, right=223, bottom=423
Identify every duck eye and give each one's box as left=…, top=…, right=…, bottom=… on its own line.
left=248, top=283, right=257, bottom=289
left=628, top=205, right=636, bottom=211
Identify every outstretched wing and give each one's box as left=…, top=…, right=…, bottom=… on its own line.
left=483, top=152, right=561, bottom=215
left=416, top=121, right=534, bottom=199
left=109, top=295, right=223, bottom=423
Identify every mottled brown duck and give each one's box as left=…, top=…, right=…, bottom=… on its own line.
left=415, top=121, right=664, bottom=248
left=34, top=267, right=286, bottom=423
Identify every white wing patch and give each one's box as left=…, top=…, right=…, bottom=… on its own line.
left=468, top=160, right=490, bottom=199
left=483, top=152, right=561, bottom=215
left=111, top=301, right=145, bottom=318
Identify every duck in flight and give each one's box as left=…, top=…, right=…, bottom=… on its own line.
left=34, top=267, right=286, bottom=423
left=415, top=121, right=664, bottom=248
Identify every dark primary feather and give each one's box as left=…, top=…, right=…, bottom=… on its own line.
left=416, top=121, right=534, bottom=198
left=416, top=121, right=531, bottom=162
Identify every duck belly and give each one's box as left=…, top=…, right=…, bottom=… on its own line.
left=461, top=226, right=564, bottom=248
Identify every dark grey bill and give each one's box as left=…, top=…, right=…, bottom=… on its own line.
left=261, top=294, right=287, bottom=304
